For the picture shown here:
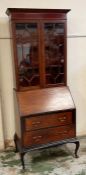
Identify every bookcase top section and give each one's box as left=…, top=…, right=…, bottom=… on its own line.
left=6, top=8, right=70, bottom=20
left=16, top=86, right=75, bottom=117
left=6, top=8, right=70, bottom=16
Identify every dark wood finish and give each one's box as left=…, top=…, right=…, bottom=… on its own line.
left=7, top=8, right=69, bottom=91
left=6, top=8, right=80, bottom=169
left=22, top=125, right=75, bottom=147
left=16, top=87, right=75, bottom=116
left=24, top=111, right=73, bottom=131
left=6, top=8, right=70, bottom=20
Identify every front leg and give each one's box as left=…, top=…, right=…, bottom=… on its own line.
left=20, top=152, right=26, bottom=169
left=74, top=140, right=80, bottom=158
left=14, top=133, right=19, bottom=153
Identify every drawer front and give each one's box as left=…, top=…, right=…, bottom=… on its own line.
left=25, top=111, right=73, bottom=131
left=22, top=125, right=75, bottom=147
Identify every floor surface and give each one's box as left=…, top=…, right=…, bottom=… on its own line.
left=0, top=137, right=86, bottom=175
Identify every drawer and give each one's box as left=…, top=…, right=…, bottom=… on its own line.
left=25, top=111, right=73, bottom=131
left=22, top=125, right=75, bottom=147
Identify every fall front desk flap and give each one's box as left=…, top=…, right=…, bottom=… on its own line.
left=16, top=86, right=75, bottom=116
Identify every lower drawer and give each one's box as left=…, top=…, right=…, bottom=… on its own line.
left=22, top=125, right=75, bottom=147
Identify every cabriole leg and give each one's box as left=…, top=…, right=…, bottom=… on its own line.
left=14, top=133, right=18, bottom=153
left=74, top=140, right=80, bottom=158
left=20, top=152, right=26, bottom=169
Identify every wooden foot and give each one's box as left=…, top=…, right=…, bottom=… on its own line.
left=68, top=139, right=80, bottom=158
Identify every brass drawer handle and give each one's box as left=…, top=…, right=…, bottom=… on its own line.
left=32, top=135, right=42, bottom=140
left=32, top=121, right=41, bottom=125
left=61, top=130, right=68, bottom=135
left=38, top=135, right=42, bottom=138
left=32, top=136, right=37, bottom=139
left=58, top=116, right=66, bottom=122
left=56, top=130, right=67, bottom=135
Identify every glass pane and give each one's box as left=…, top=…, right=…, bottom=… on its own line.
left=44, top=23, right=65, bottom=85
left=16, top=23, right=40, bottom=88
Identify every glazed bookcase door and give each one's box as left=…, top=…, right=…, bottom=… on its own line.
left=42, top=21, right=66, bottom=87
left=15, top=22, right=40, bottom=90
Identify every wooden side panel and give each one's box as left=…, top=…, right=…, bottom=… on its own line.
left=13, top=90, right=21, bottom=137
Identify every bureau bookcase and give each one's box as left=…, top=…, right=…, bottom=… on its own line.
left=6, top=8, right=79, bottom=169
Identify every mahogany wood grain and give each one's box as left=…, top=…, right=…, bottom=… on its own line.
left=25, top=111, right=73, bottom=131
left=16, top=87, right=75, bottom=116
left=22, top=125, right=75, bottom=147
